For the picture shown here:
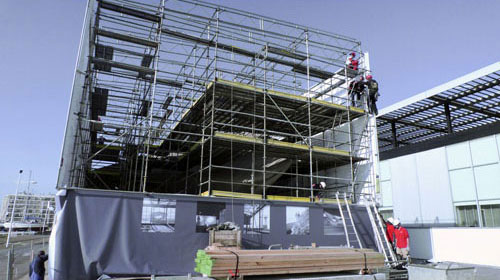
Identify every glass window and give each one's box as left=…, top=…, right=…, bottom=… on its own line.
left=286, top=206, right=309, bottom=235
left=243, top=204, right=270, bottom=234
left=481, top=204, right=500, bottom=227
left=446, top=142, right=471, bottom=170
left=449, top=169, right=476, bottom=202
left=323, top=208, right=344, bottom=235
left=196, top=202, right=226, bottom=232
left=141, top=197, right=176, bottom=233
left=474, top=164, right=500, bottom=200
left=470, top=136, right=499, bottom=166
left=456, top=205, right=479, bottom=227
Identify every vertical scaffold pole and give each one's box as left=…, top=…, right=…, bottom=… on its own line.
left=344, top=58, right=354, bottom=198
left=207, top=8, right=220, bottom=195
left=142, top=0, right=165, bottom=192
left=251, top=57, right=256, bottom=195
left=305, top=31, right=314, bottom=199
left=262, top=41, right=268, bottom=198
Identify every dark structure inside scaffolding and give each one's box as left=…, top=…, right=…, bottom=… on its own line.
left=58, top=0, right=375, bottom=199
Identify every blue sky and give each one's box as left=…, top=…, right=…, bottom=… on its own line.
left=1, top=0, right=499, bottom=198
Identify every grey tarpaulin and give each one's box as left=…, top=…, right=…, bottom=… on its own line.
left=49, top=189, right=377, bottom=279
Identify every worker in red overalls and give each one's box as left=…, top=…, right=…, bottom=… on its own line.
left=385, top=217, right=395, bottom=247
left=346, top=52, right=359, bottom=71
left=393, top=219, right=410, bottom=261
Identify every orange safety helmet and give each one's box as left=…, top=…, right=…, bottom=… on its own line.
left=366, top=75, right=373, bottom=80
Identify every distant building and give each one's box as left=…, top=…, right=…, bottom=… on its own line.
left=376, top=61, right=500, bottom=266
left=0, top=193, right=55, bottom=231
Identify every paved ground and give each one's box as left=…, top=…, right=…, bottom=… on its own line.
left=472, top=264, right=500, bottom=280
left=0, top=235, right=49, bottom=280
left=408, top=261, right=500, bottom=280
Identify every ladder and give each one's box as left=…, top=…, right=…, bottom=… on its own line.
left=364, top=198, right=397, bottom=264
left=336, top=192, right=363, bottom=248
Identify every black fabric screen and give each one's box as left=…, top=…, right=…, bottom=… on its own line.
left=49, top=189, right=377, bottom=279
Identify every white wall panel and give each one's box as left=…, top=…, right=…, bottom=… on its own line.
left=380, top=181, right=392, bottom=207
left=415, top=148, right=455, bottom=224
left=446, top=142, right=471, bottom=170
left=470, top=136, right=499, bottom=166
left=449, top=168, right=476, bottom=202
left=474, top=164, right=500, bottom=200
left=379, top=160, right=391, bottom=181
left=57, top=0, right=96, bottom=188
left=390, top=154, right=422, bottom=224
left=497, top=134, right=500, bottom=158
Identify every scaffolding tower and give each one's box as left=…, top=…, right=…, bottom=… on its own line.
left=58, top=0, right=377, bottom=201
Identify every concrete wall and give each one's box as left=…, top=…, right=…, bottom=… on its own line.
left=406, top=227, right=500, bottom=267
left=407, top=228, right=433, bottom=260
left=431, top=228, right=500, bottom=267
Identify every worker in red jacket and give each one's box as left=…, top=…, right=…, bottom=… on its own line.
left=346, top=52, right=359, bottom=71
left=393, top=219, right=410, bottom=261
left=385, top=217, right=395, bottom=246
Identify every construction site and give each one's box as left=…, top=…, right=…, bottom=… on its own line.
left=47, top=0, right=500, bottom=279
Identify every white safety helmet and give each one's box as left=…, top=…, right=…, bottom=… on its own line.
left=319, top=182, right=326, bottom=189
left=393, top=219, right=401, bottom=226
left=387, top=217, right=394, bottom=224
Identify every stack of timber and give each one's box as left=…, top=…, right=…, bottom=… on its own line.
left=209, top=230, right=242, bottom=248
left=194, top=248, right=385, bottom=277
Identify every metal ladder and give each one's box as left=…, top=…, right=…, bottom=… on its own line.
left=336, top=192, right=363, bottom=248
left=364, top=198, right=397, bottom=264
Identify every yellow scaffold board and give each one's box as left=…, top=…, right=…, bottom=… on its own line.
left=266, top=195, right=311, bottom=202
left=315, top=198, right=352, bottom=204
left=201, top=190, right=263, bottom=200
left=207, top=78, right=365, bottom=114
left=214, top=132, right=351, bottom=158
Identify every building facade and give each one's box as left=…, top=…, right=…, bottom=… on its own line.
left=0, top=193, right=55, bottom=230
left=376, top=61, right=500, bottom=265
left=379, top=131, right=500, bottom=227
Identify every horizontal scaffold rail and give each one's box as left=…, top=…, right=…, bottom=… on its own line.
left=210, top=132, right=364, bottom=164
left=162, top=78, right=365, bottom=149
left=207, top=78, right=365, bottom=114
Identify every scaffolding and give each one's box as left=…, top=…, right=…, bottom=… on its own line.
left=60, top=0, right=376, bottom=200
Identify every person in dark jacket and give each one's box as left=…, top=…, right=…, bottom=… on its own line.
left=365, top=75, right=379, bottom=115
left=311, top=181, right=326, bottom=201
left=348, top=76, right=365, bottom=107
left=29, top=251, right=48, bottom=280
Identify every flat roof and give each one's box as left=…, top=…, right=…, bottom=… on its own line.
left=377, top=62, right=500, bottom=152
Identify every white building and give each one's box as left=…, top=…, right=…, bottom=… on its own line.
left=376, top=61, right=500, bottom=266
left=0, top=193, right=56, bottom=231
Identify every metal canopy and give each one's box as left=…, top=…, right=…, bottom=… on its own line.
left=377, top=62, right=500, bottom=152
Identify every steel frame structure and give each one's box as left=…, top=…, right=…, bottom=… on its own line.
left=378, top=62, right=500, bottom=152
left=61, top=0, right=376, bottom=200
